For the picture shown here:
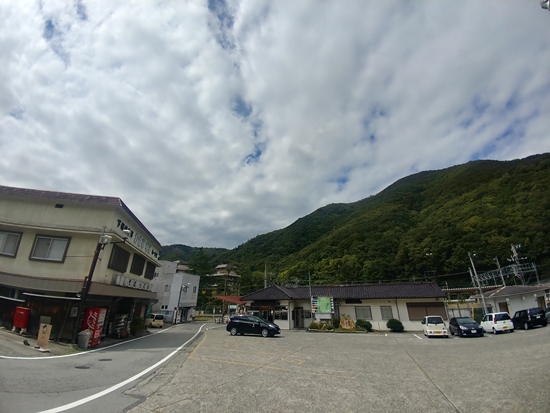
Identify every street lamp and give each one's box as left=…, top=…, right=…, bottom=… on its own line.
left=71, top=227, right=129, bottom=344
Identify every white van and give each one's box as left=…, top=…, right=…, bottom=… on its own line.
left=145, top=313, right=164, bottom=328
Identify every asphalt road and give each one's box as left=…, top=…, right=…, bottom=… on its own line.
left=126, top=324, right=550, bottom=413
left=0, top=324, right=204, bottom=413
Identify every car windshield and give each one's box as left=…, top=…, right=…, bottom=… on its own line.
left=456, top=318, right=475, bottom=325
left=495, top=313, right=510, bottom=321
left=427, top=317, right=444, bottom=324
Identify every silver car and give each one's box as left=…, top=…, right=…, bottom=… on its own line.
left=480, top=312, right=514, bottom=334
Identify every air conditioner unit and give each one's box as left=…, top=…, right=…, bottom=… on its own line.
left=124, top=277, right=131, bottom=287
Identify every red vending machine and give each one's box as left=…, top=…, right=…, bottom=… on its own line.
left=82, top=308, right=107, bottom=348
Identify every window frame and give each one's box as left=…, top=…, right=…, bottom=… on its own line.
left=355, top=306, right=373, bottom=321
left=0, top=230, right=22, bottom=257
left=107, top=244, right=130, bottom=273
left=29, top=235, right=70, bottom=263
left=144, top=261, right=156, bottom=280
left=130, top=253, right=146, bottom=276
left=380, top=305, right=394, bottom=320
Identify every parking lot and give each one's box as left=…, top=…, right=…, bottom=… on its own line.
left=129, top=325, right=549, bottom=413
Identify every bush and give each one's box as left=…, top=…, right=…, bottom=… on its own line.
left=355, top=319, right=373, bottom=332
left=322, top=323, right=334, bottom=331
left=309, top=321, right=320, bottom=330
left=333, top=318, right=340, bottom=329
left=129, top=317, right=145, bottom=335
left=386, top=318, right=404, bottom=332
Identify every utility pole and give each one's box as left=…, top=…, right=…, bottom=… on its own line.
left=468, top=253, right=488, bottom=316
left=72, top=227, right=106, bottom=344
left=493, top=257, right=506, bottom=286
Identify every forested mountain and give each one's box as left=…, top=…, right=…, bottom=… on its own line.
left=161, top=153, right=550, bottom=294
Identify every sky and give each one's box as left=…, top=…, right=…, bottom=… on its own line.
left=1, top=1, right=549, bottom=249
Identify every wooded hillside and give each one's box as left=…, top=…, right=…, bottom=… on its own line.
left=161, top=153, right=550, bottom=294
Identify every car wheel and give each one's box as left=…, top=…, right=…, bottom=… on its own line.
left=450, top=330, right=454, bottom=336
left=261, top=328, right=269, bottom=338
left=524, top=322, right=529, bottom=330
left=230, top=327, right=238, bottom=336
left=492, top=328, right=497, bottom=335
left=479, top=331, right=484, bottom=337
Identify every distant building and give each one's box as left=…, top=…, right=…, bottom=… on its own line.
left=207, top=264, right=241, bottom=296
left=0, top=185, right=161, bottom=341
left=151, top=260, right=200, bottom=323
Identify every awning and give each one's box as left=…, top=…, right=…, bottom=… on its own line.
left=89, top=282, right=158, bottom=302
left=213, top=295, right=246, bottom=305
left=23, top=292, right=80, bottom=301
left=0, top=295, right=25, bottom=303
left=250, top=301, right=280, bottom=307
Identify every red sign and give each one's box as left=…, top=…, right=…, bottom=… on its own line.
left=82, top=308, right=107, bottom=347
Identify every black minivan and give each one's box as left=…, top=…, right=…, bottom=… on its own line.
left=512, top=307, right=548, bottom=330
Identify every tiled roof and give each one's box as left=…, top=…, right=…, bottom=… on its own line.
left=0, top=185, right=122, bottom=206
left=241, top=282, right=445, bottom=301
left=0, top=185, right=160, bottom=246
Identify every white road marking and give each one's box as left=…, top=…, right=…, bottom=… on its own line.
left=36, top=324, right=206, bottom=413
left=413, top=334, right=423, bottom=340
left=0, top=325, right=177, bottom=360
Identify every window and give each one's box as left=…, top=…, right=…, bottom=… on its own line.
left=0, top=231, right=21, bottom=257
left=380, top=306, right=394, bottom=320
left=164, top=285, right=171, bottom=292
left=30, top=235, right=70, bottom=262
left=144, top=262, right=156, bottom=280
left=274, top=306, right=288, bottom=320
left=130, top=254, right=146, bottom=275
left=193, top=286, right=197, bottom=293
left=355, top=306, right=372, bottom=320
left=108, top=244, right=130, bottom=273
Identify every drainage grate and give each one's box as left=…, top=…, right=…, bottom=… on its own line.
left=98, top=358, right=112, bottom=362
left=75, top=365, right=91, bottom=369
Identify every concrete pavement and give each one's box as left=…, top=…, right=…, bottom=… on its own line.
left=125, top=324, right=549, bottom=413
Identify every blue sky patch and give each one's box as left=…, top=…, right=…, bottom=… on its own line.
left=233, top=96, right=252, bottom=118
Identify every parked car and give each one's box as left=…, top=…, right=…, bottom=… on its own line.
left=226, top=315, right=281, bottom=337
left=512, top=307, right=548, bottom=330
left=546, top=307, right=550, bottom=322
left=480, top=312, right=514, bottom=334
left=421, top=315, right=448, bottom=338
left=449, top=317, right=484, bottom=337
left=145, top=313, right=164, bottom=328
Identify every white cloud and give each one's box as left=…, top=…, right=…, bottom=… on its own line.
left=1, top=0, right=549, bottom=248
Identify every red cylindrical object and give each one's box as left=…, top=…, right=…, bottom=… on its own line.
left=13, top=306, right=30, bottom=329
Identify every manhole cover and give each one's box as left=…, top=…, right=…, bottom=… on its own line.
left=75, top=365, right=91, bottom=369
left=98, top=358, right=112, bottom=361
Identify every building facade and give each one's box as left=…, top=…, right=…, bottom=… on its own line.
left=240, top=282, right=446, bottom=331
left=0, top=186, right=161, bottom=342
left=150, top=260, right=200, bottom=323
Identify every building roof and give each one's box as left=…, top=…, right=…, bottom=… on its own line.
left=213, top=295, right=247, bottom=305
left=241, top=282, right=445, bottom=301
left=0, top=185, right=161, bottom=246
left=483, top=284, right=550, bottom=298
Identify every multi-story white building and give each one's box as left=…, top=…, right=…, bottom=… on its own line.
left=0, top=185, right=161, bottom=342
left=150, top=260, right=199, bottom=323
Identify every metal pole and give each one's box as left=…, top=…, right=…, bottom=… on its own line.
left=72, top=227, right=105, bottom=344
